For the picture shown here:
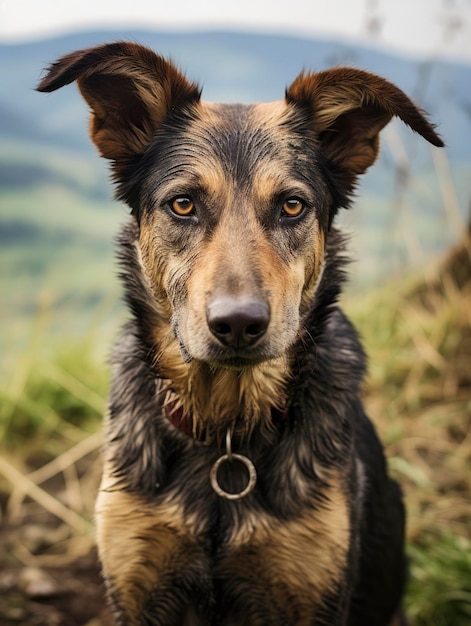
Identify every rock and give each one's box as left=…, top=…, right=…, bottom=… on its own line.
left=16, top=567, right=65, bottom=599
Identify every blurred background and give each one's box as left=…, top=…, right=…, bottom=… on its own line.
left=0, top=1, right=470, bottom=624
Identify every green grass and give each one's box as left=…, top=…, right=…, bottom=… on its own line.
left=407, top=532, right=471, bottom=625
left=0, top=325, right=108, bottom=456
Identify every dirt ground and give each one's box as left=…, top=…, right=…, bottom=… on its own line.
left=0, top=449, right=113, bottom=626
left=0, top=551, right=111, bottom=626
left=0, top=530, right=112, bottom=626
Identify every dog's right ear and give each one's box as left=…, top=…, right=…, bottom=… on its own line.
left=36, top=42, right=201, bottom=162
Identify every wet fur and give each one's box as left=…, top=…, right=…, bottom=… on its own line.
left=37, top=42, right=443, bottom=626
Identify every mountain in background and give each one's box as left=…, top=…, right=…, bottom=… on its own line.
left=1, top=29, right=470, bottom=349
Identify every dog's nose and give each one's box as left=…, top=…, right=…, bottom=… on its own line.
left=207, top=297, right=269, bottom=348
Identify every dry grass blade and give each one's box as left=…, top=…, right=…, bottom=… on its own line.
left=27, top=431, right=102, bottom=485
left=0, top=455, right=91, bottom=533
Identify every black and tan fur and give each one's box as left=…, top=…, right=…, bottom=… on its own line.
left=37, top=42, right=444, bottom=626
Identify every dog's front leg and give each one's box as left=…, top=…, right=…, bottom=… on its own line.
left=96, top=473, right=213, bottom=626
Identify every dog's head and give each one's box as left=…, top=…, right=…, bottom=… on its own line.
left=37, top=42, right=443, bottom=378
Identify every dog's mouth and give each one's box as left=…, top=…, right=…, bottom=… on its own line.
left=178, top=336, right=279, bottom=370
left=206, top=353, right=269, bottom=370
left=196, top=339, right=276, bottom=369
left=177, top=337, right=273, bottom=369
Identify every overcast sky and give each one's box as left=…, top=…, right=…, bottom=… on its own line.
left=0, top=0, right=470, bottom=60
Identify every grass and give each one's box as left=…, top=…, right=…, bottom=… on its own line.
left=0, top=229, right=470, bottom=624
left=407, top=532, right=471, bottom=625
left=0, top=342, right=106, bottom=450
left=346, top=228, right=471, bottom=624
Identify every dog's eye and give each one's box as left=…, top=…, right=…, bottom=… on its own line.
left=170, top=196, right=195, bottom=217
left=282, top=197, right=305, bottom=218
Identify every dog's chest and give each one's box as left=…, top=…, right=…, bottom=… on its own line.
left=170, top=455, right=352, bottom=621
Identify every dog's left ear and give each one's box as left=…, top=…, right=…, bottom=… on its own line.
left=286, top=68, right=444, bottom=194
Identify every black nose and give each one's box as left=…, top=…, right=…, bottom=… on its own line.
left=207, top=297, right=270, bottom=348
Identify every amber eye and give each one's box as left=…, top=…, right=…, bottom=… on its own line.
left=170, top=196, right=195, bottom=217
left=282, top=197, right=304, bottom=218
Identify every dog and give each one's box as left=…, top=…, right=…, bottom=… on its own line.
left=37, top=42, right=443, bottom=626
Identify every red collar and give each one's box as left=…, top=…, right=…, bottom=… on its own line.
left=164, top=401, right=288, bottom=436
left=164, top=401, right=194, bottom=435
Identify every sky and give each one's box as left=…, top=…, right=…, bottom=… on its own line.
left=0, top=0, right=470, bottom=61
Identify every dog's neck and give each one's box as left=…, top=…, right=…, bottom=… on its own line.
left=157, top=346, right=289, bottom=440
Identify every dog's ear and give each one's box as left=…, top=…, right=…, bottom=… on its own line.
left=36, top=42, right=201, bottom=162
left=286, top=68, right=444, bottom=193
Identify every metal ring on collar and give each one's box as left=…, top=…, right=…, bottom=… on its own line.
left=210, top=453, right=257, bottom=500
